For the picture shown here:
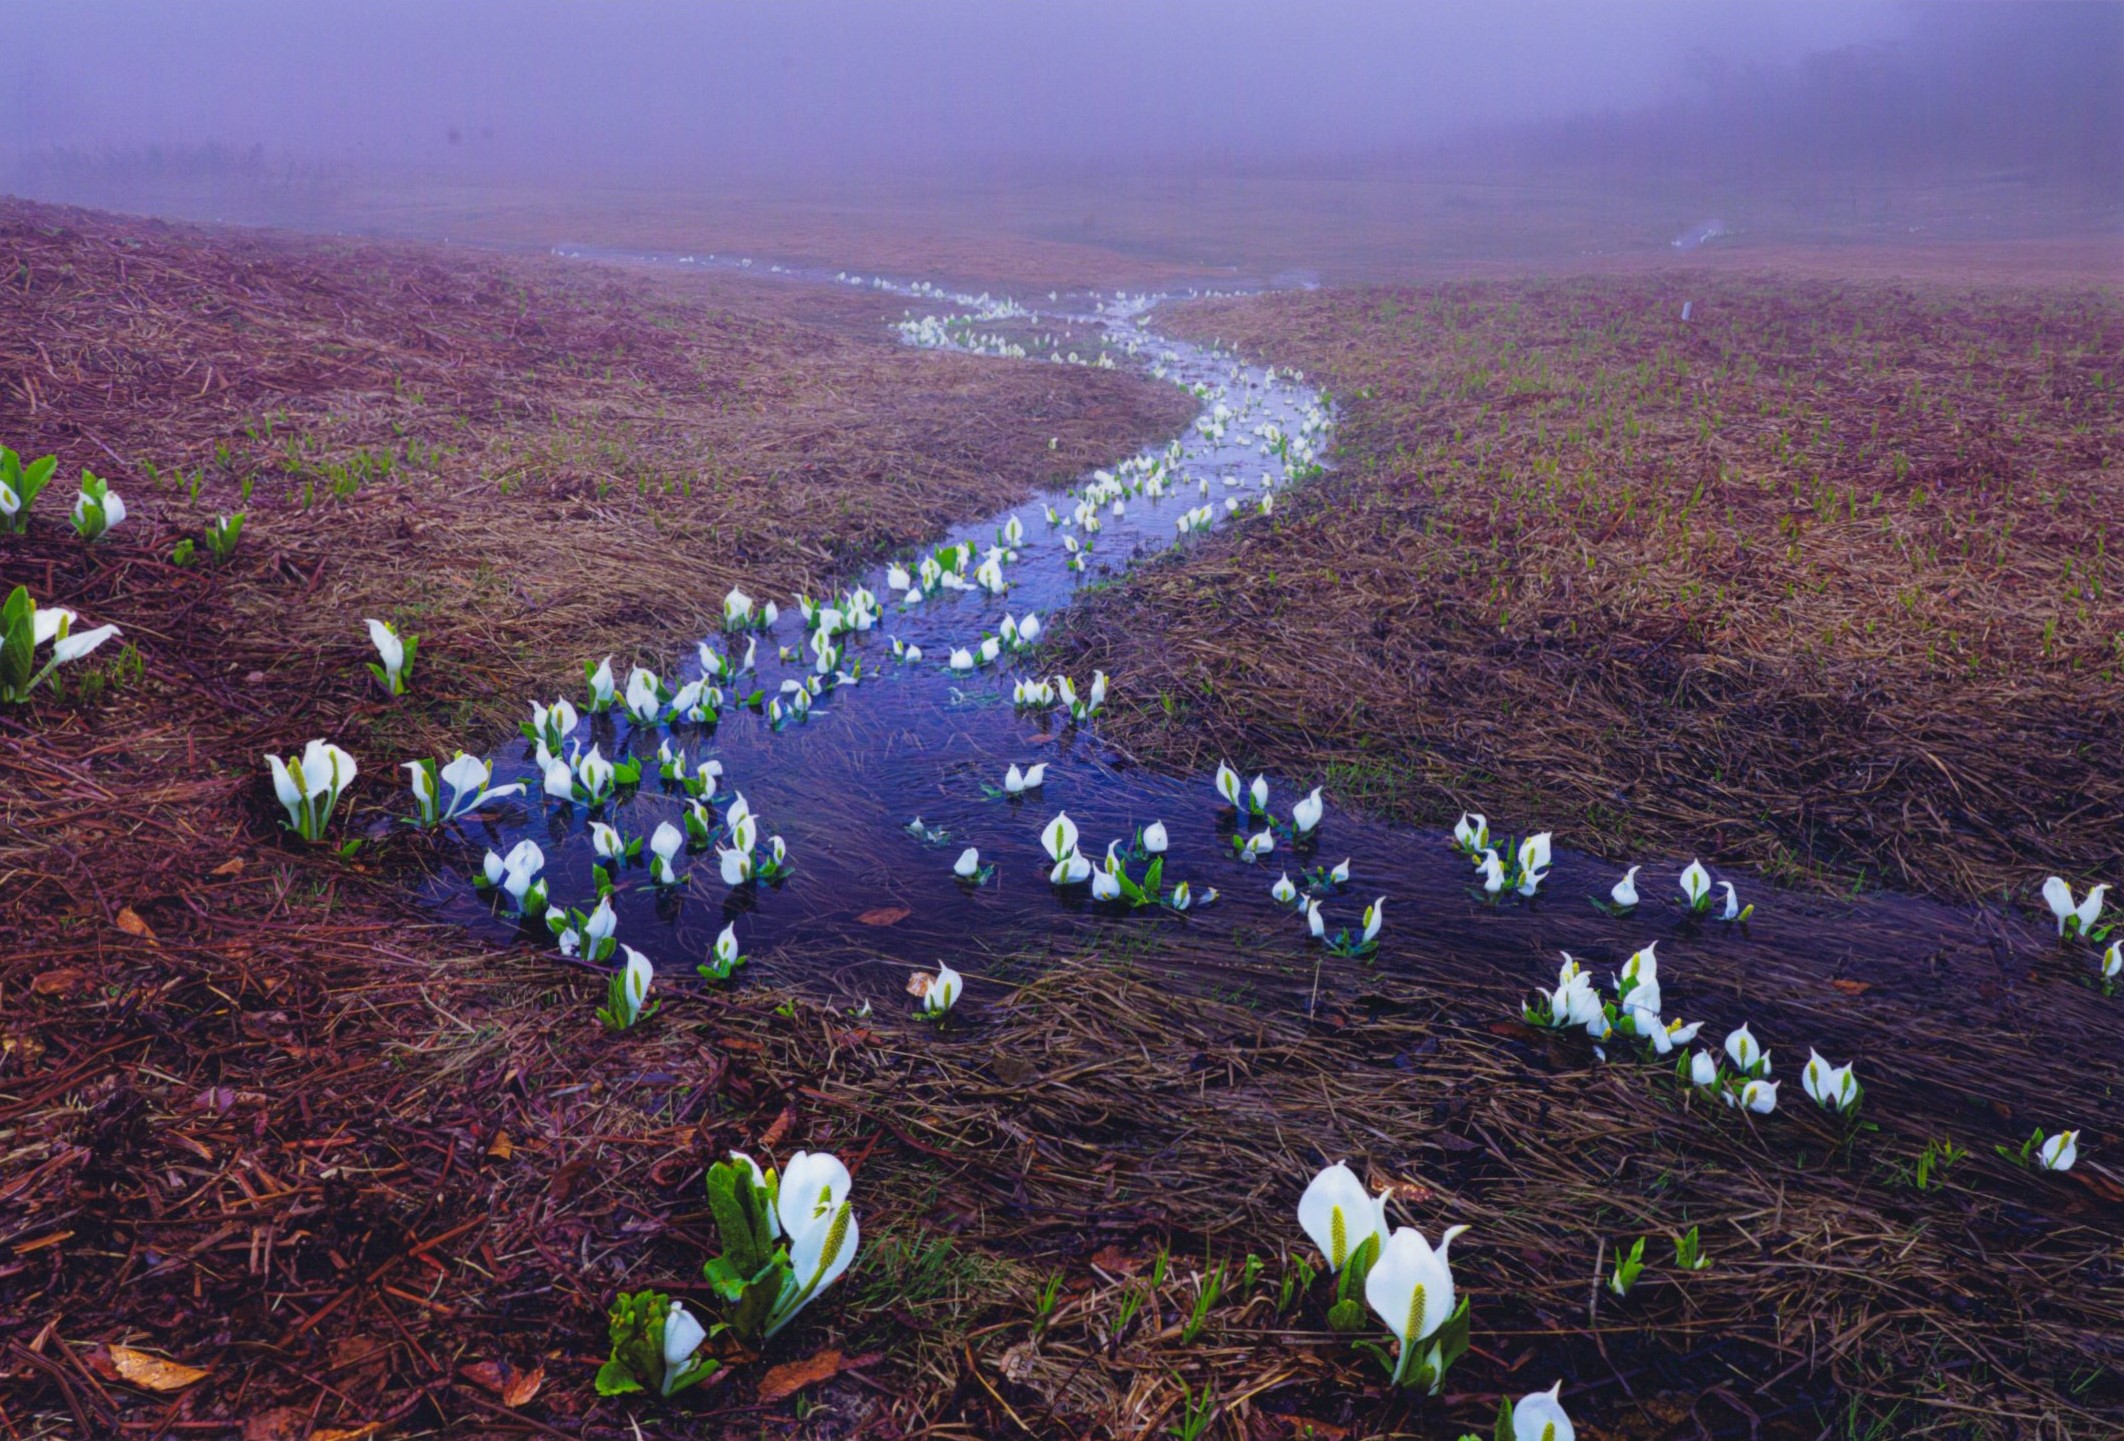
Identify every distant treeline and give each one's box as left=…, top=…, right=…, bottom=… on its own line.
left=1464, top=4, right=2122, bottom=194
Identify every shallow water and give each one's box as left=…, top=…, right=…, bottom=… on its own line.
left=425, top=248, right=2101, bottom=1121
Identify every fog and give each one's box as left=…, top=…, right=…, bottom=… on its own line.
left=2, top=1, right=2115, bottom=268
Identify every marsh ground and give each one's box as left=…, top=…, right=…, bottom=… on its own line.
left=2, top=195, right=2120, bottom=1440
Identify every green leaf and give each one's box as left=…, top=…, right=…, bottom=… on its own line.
left=593, top=1358, right=644, bottom=1396
left=1324, top=1296, right=1368, bottom=1333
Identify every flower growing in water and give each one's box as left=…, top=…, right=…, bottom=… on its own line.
left=479, top=838, right=547, bottom=915
left=266, top=739, right=358, bottom=842
left=1450, top=812, right=1489, bottom=856
left=1292, top=787, right=1324, bottom=836
left=577, top=657, right=616, bottom=714
left=648, top=822, right=685, bottom=885
left=910, top=963, right=963, bottom=1018
left=0, top=585, right=122, bottom=704
left=522, top=697, right=579, bottom=758
left=1800, top=1050, right=1862, bottom=1115
left=2041, top=876, right=2110, bottom=939
left=404, top=752, right=523, bottom=827
left=1679, top=860, right=1714, bottom=913
left=699, top=922, right=747, bottom=981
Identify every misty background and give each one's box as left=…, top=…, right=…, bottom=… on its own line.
left=2, top=1, right=2116, bottom=277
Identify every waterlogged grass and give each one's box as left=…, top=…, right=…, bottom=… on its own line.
left=1061, top=272, right=2124, bottom=900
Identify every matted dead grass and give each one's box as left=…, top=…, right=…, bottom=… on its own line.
left=0, top=198, right=1192, bottom=1437
left=1057, top=271, right=2124, bottom=903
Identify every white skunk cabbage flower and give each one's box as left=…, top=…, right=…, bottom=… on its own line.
left=1615, top=943, right=1660, bottom=1015
left=527, top=697, right=578, bottom=754
left=266, top=739, right=358, bottom=842
left=623, top=666, right=666, bottom=723
left=1271, top=872, right=1299, bottom=905
left=2041, top=876, right=2109, bottom=938
left=585, top=655, right=616, bottom=712
left=913, top=962, right=962, bottom=1016
left=365, top=618, right=415, bottom=696
left=542, top=755, right=576, bottom=801
left=722, top=588, right=755, bottom=627
left=1306, top=900, right=1326, bottom=939
left=1, top=589, right=121, bottom=703
left=1679, top=860, right=1713, bottom=910
left=590, top=821, right=625, bottom=859
left=1040, top=812, right=1080, bottom=864
left=1215, top=762, right=1244, bottom=807
left=1297, top=1161, right=1386, bottom=1272
left=1004, top=762, right=1046, bottom=794
left=659, top=1301, right=707, bottom=1396
left=1724, top=1024, right=1768, bottom=1076
left=70, top=473, right=126, bottom=541
left=1478, top=850, right=1506, bottom=895
left=483, top=838, right=545, bottom=904
left=1238, top=829, right=1275, bottom=863
left=1091, top=866, right=1123, bottom=901
left=648, top=822, right=684, bottom=885
left=1452, top=812, right=1488, bottom=852
left=1508, top=1382, right=1575, bottom=1441
left=765, top=1151, right=860, bottom=1337
left=953, top=847, right=981, bottom=879
left=2037, top=1130, right=2079, bottom=1172
left=718, top=844, right=755, bottom=886
left=949, top=647, right=975, bottom=672
left=406, top=752, right=522, bottom=826
left=1360, top=897, right=1385, bottom=946
left=2102, top=942, right=2121, bottom=980
left=1141, top=821, right=1168, bottom=854
left=610, top=946, right=654, bottom=1028
left=1730, top=1078, right=1779, bottom=1114
left=1610, top=866, right=1641, bottom=909
left=1688, top=1051, right=1718, bottom=1087
left=1801, top=1050, right=1860, bottom=1113
left=1364, top=1223, right=1470, bottom=1389
left=1293, top=787, right=1325, bottom=835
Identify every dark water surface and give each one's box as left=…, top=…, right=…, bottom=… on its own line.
left=418, top=251, right=2109, bottom=1146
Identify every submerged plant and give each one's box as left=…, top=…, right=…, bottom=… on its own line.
left=2041, top=876, right=2110, bottom=940
left=699, top=922, right=747, bottom=981
left=909, top=962, right=963, bottom=1018
left=404, top=752, right=523, bottom=826
left=1, top=586, right=122, bottom=704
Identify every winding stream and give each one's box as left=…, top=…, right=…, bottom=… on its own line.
left=424, top=250, right=2106, bottom=1151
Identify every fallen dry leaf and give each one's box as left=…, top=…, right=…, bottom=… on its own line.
left=242, top=1408, right=308, bottom=1441
left=906, top=971, right=938, bottom=999
left=1829, top=979, right=1873, bottom=996
left=758, top=1105, right=796, bottom=1149
left=103, top=1344, right=210, bottom=1392
left=31, top=968, right=89, bottom=997
left=115, top=906, right=158, bottom=941
left=858, top=906, right=912, bottom=926
left=756, top=1347, right=844, bottom=1403
left=460, top=1358, right=544, bottom=1407
left=210, top=857, right=246, bottom=877
left=486, top=1130, right=514, bottom=1161
left=1090, top=1244, right=1141, bottom=1276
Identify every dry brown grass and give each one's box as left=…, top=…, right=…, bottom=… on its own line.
left=1057, top=271, right=2124, bottom=902
left=0, top=198, right=1190, bottom=1437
